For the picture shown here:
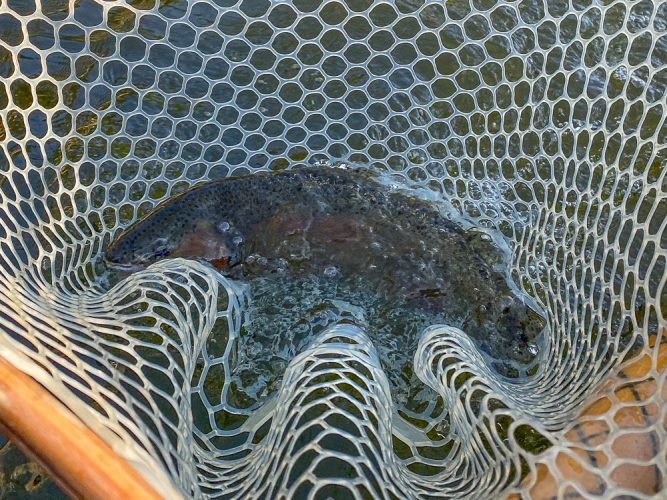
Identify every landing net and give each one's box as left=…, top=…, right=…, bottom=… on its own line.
left=0, top=0, right=665, bottom=497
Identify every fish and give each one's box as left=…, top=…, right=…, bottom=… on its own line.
left=106, top=167, right=545, bottom=375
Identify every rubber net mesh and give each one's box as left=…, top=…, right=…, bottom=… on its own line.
left=0, top=0, right=665, bottom=498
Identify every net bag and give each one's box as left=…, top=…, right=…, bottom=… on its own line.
left=0, top=0, right=665, bottom=497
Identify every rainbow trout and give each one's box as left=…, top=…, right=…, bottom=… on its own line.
left=106, top=167, right=544, bottom=383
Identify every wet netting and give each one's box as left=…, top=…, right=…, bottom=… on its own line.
left=0, top=0, right=665, bottom=498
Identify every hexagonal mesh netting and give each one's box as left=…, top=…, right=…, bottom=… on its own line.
left=0, top=0, right=665, bottom=497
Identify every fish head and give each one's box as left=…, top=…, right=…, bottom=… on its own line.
left=106, top=207, right=243, bottom=272
left=105, top=209, right=183, bottom=270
